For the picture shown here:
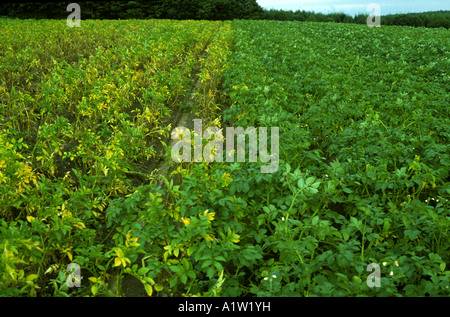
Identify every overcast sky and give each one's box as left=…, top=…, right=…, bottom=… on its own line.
left=256, top=0, right=450, bottom=16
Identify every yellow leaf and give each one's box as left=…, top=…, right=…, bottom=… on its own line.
left=73, top=222, right=86, bottom=230
left=230, top=234, right=240, bottom=244
left=114, top=257, right=122, bottom=267
left=114, top=248, right=124, bottom=257
left=91, top=284, right=98, bottom=296
left=187, top=246, right=195, bottom=256
left=25, top=274, right=38, bottom=282
left=26, top=216, right=35, bottom=223
left=203, top=234, right=214, bottom=241
left=144, top=277, right=155, bottom=285
left=181, top=217, right=191, bottom=226
left=144, top=283, right=153, bottom=296
left=88, top=277, right=98, bottom=283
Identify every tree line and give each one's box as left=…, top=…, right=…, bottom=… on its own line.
left=0, top=0, right=262, bottom=20
left=261, top=9, right=450, bottom=29
left=1, top=0, right=449, bottom=29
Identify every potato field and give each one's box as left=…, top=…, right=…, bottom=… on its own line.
left=0, top=19, right=449, bottom=297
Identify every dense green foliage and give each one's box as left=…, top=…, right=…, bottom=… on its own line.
left=1, top=18, right=449, bottom=297
left=221, top=20, right=450, bottom=296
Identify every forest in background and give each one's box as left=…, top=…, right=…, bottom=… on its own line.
left=1, top=0, right=449, bottom=28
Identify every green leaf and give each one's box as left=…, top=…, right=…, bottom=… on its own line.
left=180, top=273, right=187, bottom=284
left=305, top=176, right=315, bottom=186
left=311, top=215, right=319, bottom=226
left=357, top=205, right=370, bottom=213
left=187, top=270, right=196, bottom=279
left=201, top=260, right=213, bottom=269
left=311, top=181, right=321, bottom=189
left=242, top=182, right=250, bottom=193
left=343, top=187, right=353, bottom=194
left=383, top=219, right=391, bottom=232
left=214, top=262, right=223, bottom=271
left=404, top=229, right=420, bottom=240
left=215, top=256, right=226, bottom=262
left=138, top=267, right=150, bottom=275
left=206, top=267, right=216, bottom=279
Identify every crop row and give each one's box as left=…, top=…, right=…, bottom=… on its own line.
left=220, top=20, right=449, bottom=296
left=0, top=19, right=234, bottom=296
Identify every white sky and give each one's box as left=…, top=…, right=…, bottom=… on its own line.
left=256, top=0, right=450, bottom=16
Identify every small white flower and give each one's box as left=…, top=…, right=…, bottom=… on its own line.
left=272, top=275, right=277, bottom=279
left=390, top=271, right=394, bottom=276
left=281, top=217, right=285, bottom=221
left=264, top=277, right=268, bottom=281
left=382, top=262, right=387, bottom=266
